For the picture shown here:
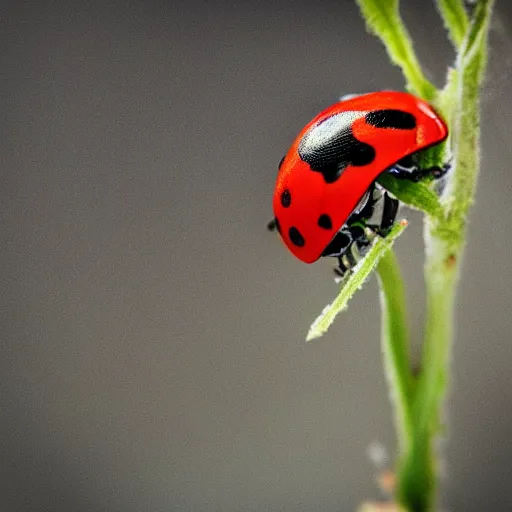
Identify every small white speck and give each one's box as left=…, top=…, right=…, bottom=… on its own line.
left=367, top=440, right=388, bottom=468
left=338, top=92, right=365, bottom=101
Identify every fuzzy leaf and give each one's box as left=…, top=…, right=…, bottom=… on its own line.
left=306, top=220, right=408, bottom=341
left=377, top=173, right=444, bottom=220
left=354, top=0, right=436, bottom=100
left=435, top=0, right=470, bottom=47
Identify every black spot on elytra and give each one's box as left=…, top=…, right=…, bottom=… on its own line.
left=318, top=214, right=332, bottom=230
left=298, top=112, right=375, bottom=184
left=365, top=109, right=416, bottom=130
left=289, top=227, right=305, bottom=247
left=321, top=231, right=351, bottom=257
left=281, top=189, right=291, bottom=208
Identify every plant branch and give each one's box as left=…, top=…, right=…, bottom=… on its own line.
left=307, top=221, right=408, bottom=341
left=435, top=0, right=470, bottom=47
left=308, top=2, right=494, bottom=509
left=414, top=0, right=493, bottom=441
left=397, top=2, right=494, bottom=509
left=376, top=248, right=413, bottom=454
left=355, top=0, right=436, bottom=99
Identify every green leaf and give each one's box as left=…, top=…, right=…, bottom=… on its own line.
left=354, top=0, right=436, bottom=99
left=435, top=0, right=470, bottom=47
left=306, top=220, right=408, bottom=342
left=377, top=173, right=444, bottom=221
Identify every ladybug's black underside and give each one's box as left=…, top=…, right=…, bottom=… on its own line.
left=321, top=182, right=399, bottom=277
left=320, top=158, right=449, bottom=277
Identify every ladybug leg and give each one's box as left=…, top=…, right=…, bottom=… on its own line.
left=388, top=157, right=451, bottom=182
left=362, top=186, right=400, bottom=236
left=424, top=162, right=451, bottom=179
left=332, top=240, right=363, bottom=280
left=387, top=156, right=421, bottom=181
left=332, top=225, right=376, bottom=279
left=378, top=192, right=400, bottom=233
left=330, top=183, right=399, bottom=280
left=334, top=258, right=349, bottom=279
left=267, top=217, right=282, bottom=233
left=321, top=229, right=353, bottom=279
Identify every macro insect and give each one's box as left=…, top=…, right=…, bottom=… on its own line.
left=268, top=91, right=449, bottom=276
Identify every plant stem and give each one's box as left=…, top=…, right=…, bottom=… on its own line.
left=376, top=248, right=413, bottom=455
left=396, top=2, right=493, bottom=509
left=342, top=2, right=493, bottom=509
left=415, top=230, right=458, bottom=445
left=397, top=231, right=458, bottom=511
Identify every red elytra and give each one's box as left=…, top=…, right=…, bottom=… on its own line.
left=272, top=91, right=448, bottom=263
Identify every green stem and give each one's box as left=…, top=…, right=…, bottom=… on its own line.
left=376, top=248, right=413, bottom=455
left=396, top=2, right=493, bottom=509
left=347, top=2, right=493, bottom=509
left=414, top=230, right=458, bottom=444
left=397, top=231, right=458, bottom=512
left=413, top=0, right=493, bottom=445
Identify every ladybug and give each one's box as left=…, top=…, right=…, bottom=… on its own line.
left=269, top=91, right=448, bottom=275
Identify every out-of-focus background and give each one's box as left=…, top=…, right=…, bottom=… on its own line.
left=2, top=1, right=512, bottom=510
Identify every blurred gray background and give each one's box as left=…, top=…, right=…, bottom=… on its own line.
left=2, top=1, right=512, bottom=511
